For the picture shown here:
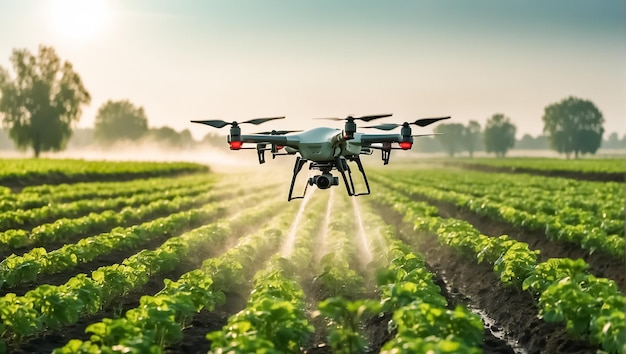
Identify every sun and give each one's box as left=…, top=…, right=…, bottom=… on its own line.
left=49, top=0, right=110, bottom=40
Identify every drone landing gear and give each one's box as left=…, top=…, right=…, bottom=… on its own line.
left=287, top=156, right=371, bottom=201
left=288, top=157, right=308, bottom=200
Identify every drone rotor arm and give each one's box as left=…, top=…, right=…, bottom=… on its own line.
left=360, top=134, right=402, bottom=144
left=240, top=134, right=290, bottom=146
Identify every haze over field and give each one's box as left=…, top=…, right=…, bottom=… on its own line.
left=0, top=0, right=624, bottom=140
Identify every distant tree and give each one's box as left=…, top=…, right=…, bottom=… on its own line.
left=413, top=136, right=441, bottom=153
left=434, top=123, right=466, bottom=157
left=0, top=129, right=13, bottom=150
left=483, top=113, right=516, bottom=157
left=542, top=96, right=604, bottom=159
left=516, top=134, right=550, bottom=150
left=462, top=120, right=481, bottom=158
left=602, top=132, right=620, bottom=149
left=0, top=45, right=91, bottom=157
left=66, top=128, right=95, bottom=149
left=147, top=126, right=182, bottom=147
left=94, top=100, right=148, bottom=144
left=202, top=132, right=227, bottom=148
left=178, top=129, right=195, bottom=149
left=517, top=134, right=535, bottom=150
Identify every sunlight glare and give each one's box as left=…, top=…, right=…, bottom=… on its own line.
left=49, top=0, right=110, bottom=40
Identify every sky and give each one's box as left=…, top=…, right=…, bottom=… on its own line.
left=0, top=0, right=624, bottom=140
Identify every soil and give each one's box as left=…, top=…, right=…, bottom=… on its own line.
left=416, top=194, right=625, bottom=292
left=1, top=172, right=619, bottom=353
left=373, top=199, right=602, bottom=354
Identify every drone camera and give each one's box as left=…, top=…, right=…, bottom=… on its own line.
left=309, top=173, right=339, bottom=189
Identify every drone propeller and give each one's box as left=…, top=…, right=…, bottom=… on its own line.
left=191, top=116, right=285, bottom=128
left=253, top=129, right=302, bottom=135
left=364, top=116, right=451, bottom=130
left=313, top=114, right=392, bottom=122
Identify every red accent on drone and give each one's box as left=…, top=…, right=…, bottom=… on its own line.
left=276, top=145, right=284, bottom=150
left=229, top=141, right=243, bottom=150
left=398, top=141, right=412, bottom=150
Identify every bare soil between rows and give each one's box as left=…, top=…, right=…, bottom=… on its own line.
left=373, top=200, right=601, bottom=354
left=5, top=190, right=615, bottom=353
left=415, top=194, right=625, bottom=293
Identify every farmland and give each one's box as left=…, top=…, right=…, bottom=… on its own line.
left=0, top=158, right=624, bottom=353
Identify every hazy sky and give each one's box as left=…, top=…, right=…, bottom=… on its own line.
left=0, top=0, right=624, bottom=139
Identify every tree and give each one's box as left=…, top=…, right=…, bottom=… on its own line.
left=542, top=96, right=604, bottom=159
left=0, top=45, right=91, bottom=157
left=178, top=129, right=195, bottom=149
left=516, top=134, right=550, bottom=150
left=94, top=100, right=148, bottom=144
left=483, top=113, right=516, bottom=157
left=463, top=120, right=481, bottom=157
left=603, top=132, right=620, bottom=149
left=434, top=123, right=465, bottom=157
left=147, top=126, right=182, bottom=148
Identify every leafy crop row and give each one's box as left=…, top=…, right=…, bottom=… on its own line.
left=374, top=185, right=625, bottom=353
left=208, top=192, right=329, bottom=353
left=0, top=198, right=223, bottom=290
left=0, top=174, right=217, bottom=213
left=372, top=171, right=624, bottom=257
left=356, top=199, right=484, bottom=353
left=52, top=196, right=300, bottom=353
left=315, top=192, right=366, bottom=301
left=441, top=157, right=626, bottom=174
left=376, top=168, right=623, bottom=219
left=0, top=158, right=207, bottom=186
left=209, top=257, right=313, bottom=353
left=0, top=177, right=222, bottom=233
left=0, top=190, right=285, bottom=350
left=0, top=182, right=217, bottom=249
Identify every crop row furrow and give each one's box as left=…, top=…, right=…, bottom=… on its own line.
left=0, top=189, right=286, bottom=350
left=0, top=179, right=216, bottom=233
left=51, top=196, right=301, bottom=353
left=314, top=191, right=365, bottom=301
left=374, top=184, right=625, bottom=354
left=380, top=168, right=623, bottom=221
left=0, top=174, right=216, bottom=213
left=371, top=172, right=624, bottom=258
left=330, top=198, right=485, bottom=353
left=0, top=159, right=206, bottom=187
left=207, top=193, right=329, bottom=353
left=0, top=182, right=220, bottom=251
left=310, top=195, right=483, bottom=354
left=0, top=179, right=272, bottom=254
left=0, top=181, right=281, bottom=291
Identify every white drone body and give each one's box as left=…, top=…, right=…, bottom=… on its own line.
left=192, top=114, right=448, bottom=201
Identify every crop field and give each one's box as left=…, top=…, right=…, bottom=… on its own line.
left=0, top=158, right=624, bottom=354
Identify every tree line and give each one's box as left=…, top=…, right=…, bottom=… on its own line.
left=431, top=97, right=610, bottom=159
left=0, top=45, right=622, bottom=158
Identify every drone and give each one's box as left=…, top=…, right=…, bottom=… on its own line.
left=191, top=114, right=449, bottom=201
